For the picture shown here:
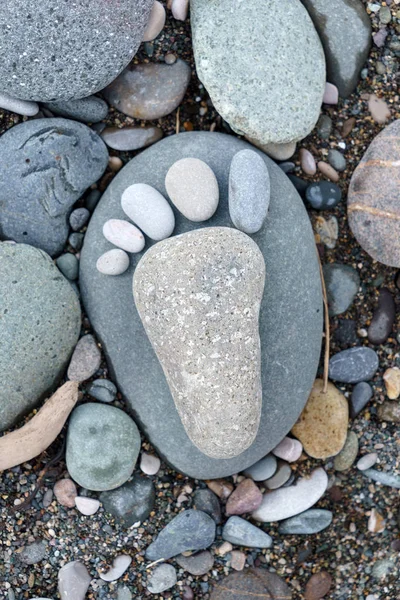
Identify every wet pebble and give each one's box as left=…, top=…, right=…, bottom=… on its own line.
left=350, top=381, right=373, bottom=418
left=75, top=496, right=100, bottom=516
left=357, top=453, right=378, bottom=471
left=333, top=430, right=359, bottom=471
left=222, top=516, right=272, bottom=548
left=87, top=378, right=117, bottom=403
left=67, top=334, right=101, bottom=382
left=143, top=1, right=166, bottom=41
left=101, top=126, right=162, bottom=151
left=176, top=551, right=214, bottom=576
left=305, top=571, right=332, bottom=600
left=243, top=454, right=277, bottom=481
left=70, top=208, right=90, bottom=231
left=121, top=183, right=175, bottom=240
left=329, top=347, right=379, bottom=383
left=327, top=149, right=346, bottom=172
left=96, top=249, right=130, bottom=276
left=367, top=288, right=395, bottom=344
left=323, top=263, right=359, bottom=316
left=317, top=161, right=339, bottom=182
left=100, top=555, right=132, bottom=582
left=103, top=219, right=145, bottom=253
left=278, top=509, right=332, bottom=535
left=140, top=452, right=161, bottom=475
left=193, top=489, right=222, bottom=524
left=300, top=148, right=317, bottom=176
left=225, top=479, right=262, bottom=515
left=316, top=114, right=332, bottom=140
left=305, top=181, right=342, bottom=210
left=272, top=436, right=302, bottom=462
left=54, top=479, right=78, bottom=508
left=56, top=253, right=79, bottom=281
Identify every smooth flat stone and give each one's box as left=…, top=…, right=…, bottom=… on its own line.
left=300, top=148, right=317, bottom=176
left=56, top=253, right=79, bottom=281
left=210, top=569, right=291, bottom=600
left=122, top=183, right=175, bottom=241
left=140, top=453, right=161, bottom=476
left=101, top=126, right=163, bottom=151
left=147, top=564, right=177, bottom=593
left=328, top=149, right=346, bottom=172
left=165, top=158, right=219, bottom=222
left=229, top=149, right=270, bottom=234
left=272, top=437, right=303, bottom=463
left=191, top=0, right=325, bottom=145
left=222, top=516, right=272, bottom=548
left=103, top=219, right=145, bottom=254
left=100, top=476, right=155, bottom=526
left=133, top=227, right=265, bottom=459
left=79, top=131, right=323, bottom=479
left=357, top=453, right=378, bottom=471
left=225, top=479, right=263, bottom=515
left=329, top=347, right=379, bottom=383
left=176, top=551, right=214, bottom=576
left=333, top=430, right=359, bottom=471
left=0, top=0, right=154, bottom=102
left=145, top=509, right=216, bottom=560
left=74, top=496, right=100, bottom=516
left=0, top=91, right=38, bottom=116
left=243, top=454, right=277, bottom=481
left=265, top=461, right=292, bottom=490
left=43, top=96, right=108, bottom=122
left=143, top=1, right=166, bottom=41
left=305, top=572, right=332, bottom=600
left=100, top=555, right=132, bottom=582
left=96, top=249, right=130, bottom=275
left=278, top=508, right=333, bottom=534
left=252, top=468, right=328, bottom=522
left=66, top=403, right=141, bottom=491
left=361, top=468, right=400, bottom=489
left=0, top=243, right=80, bottom=432
left=323, top=263, right=360, bottom=316
left=103, top=60, right=191, bottom=120
left=0, top=118, right=108, bottom=256
left=350, top=381, right=373, bottom=418
left=58, top=561, right=91, bottom=600
left=67, top=334, right=101, bottom=382
left=368, top=288, right=395, bottom=344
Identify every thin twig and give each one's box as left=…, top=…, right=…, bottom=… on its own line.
left=176, top=107, right=180, bottom=134
left=316, top=247, right=330, bottom=393
left=146, top=558, right=165, bottom=570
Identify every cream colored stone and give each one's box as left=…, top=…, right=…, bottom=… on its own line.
left=143, top=1, right=166, bottom=41
left=96, top=249, right=130, bottom=276
left=383, top=367, right=400, bottom=399
left=103, top=219, right=145, bottom=253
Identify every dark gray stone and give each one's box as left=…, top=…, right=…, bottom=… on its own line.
left=79, top=131, right=323, bottom=479
left=300, top=0, right=371, bottom=98
left=333, top=319, right=358, bottom=346
left=0, top=119, right=108, bottom=257
left=146, top=509, right=216, bottom=561
left=43, top=97, right=109, bottom=123
left=306, top=181, right=342, bottom=210
left=56, top=253, right=79, bottom=281
left=278, top=509, right=332, bottom=534
left=362, top=468, right=400, bottom=489
left=100, top=476, right=155, bottom=526
left=87, top=379, right=117, bottom=403
left=70, top=208, right=90, bottom=232
left=0, top=243, right=81, bottom=432
left=85, top=189, right=102, bottom=212
left=0, top=0, right=154, bottom=102
left=19, top=541, right=47, bottom=565
left=323, top=263, right=360, bottom=316
left=316, top=114, right=332, bottom=140
left=367, top=288, right=395, bottom=345
left=69, top=233, right=84, bottom=251
left=333, top=430, right=359, bottom=471
left=350, top=382, right=373, bottom=418
left=66, top=403, right=141, bottom=491
left=176, top=551, right=214, bottom=576
left=193, top=489, right=222, bottom=524
left=329, top=347, right=379, bottom=383
left=222, top=516, right=272, bottom=548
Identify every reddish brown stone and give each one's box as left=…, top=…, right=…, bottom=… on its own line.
left=53, top=478, right=77, bottom=508
left=211, top=568, right=292, bottom=600
left=377, top=400, right=400, bottom=423
left=225, top=479, right=262, bottom=515
left=304, top=571, right=333, bottom=600
left=348, top=120, right=400, bottom=267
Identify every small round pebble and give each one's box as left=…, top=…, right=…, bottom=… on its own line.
left=100, top=555, right=132, bottom=582
left=97, top=249, right=130, bottom=276
left=230, top=550, right=246, bottom=571
left=305, top=571, right=332, bottom=600
left=68, top=334, right=101, bottom=382
left=19, top=541, right=47, bottom=565
left=87, top=378, right=117, bottom=403
left=264, top=461, right=292, bottom=490
left=140, top=452, right=161, bottom=475
left=103, top=219, right=145, bottom=253
left=121, top=183, right=175, bottom=240
left=323, top=82, right=339, bottom=104
left=147, top=564, right=177, bottom=594
left=165, top=157, right=219, bottom=222
left=56, top=253, right=79, bottom=281
left=165, top=53, right=177, bottom=65
left=74, top=496, right=100, bottom=516
left=225, top=479, right=262, bottom=515
left=142, top=1, right=166, bottom=42
left=176, top=551, right=214, bottom=576
left=70, top=208, right=90, bottom=231
left=306, top=181, right=342, bottom=210
left=329, top=347, right=379, bottom=383
left=300, top=148, right=317, bottom=175
left=171, top=0, right=189, bottom=21
left=69, top=232, right=84, bottom=251
left=54, top=479, right=78, bottom=508
left=317, top=161, right=339, bottom=182
left=357, top=453, right=378, bottom=471
left=243, top=454, right=277, bottom=481
left=316, top=114, right=332, bottom=139
left=108, top=156, right=124, bottom=172
left=327, top=149, right=346, bottom=172
left=272, top=436, right=303, bottom=462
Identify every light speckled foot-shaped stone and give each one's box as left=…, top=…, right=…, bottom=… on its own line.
left=133, top=226, right=265, bottom=459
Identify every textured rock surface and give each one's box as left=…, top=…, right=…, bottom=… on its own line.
left=191, top=0, right=325, bottom=145
left=0, top=119, right=108, bottom=256
left=133, top=228, right=265, bottom=459
left=19, top=541, right=47, bottom=565
left=147, top=564, right=177, bottom=593
left=193, top=489, right=222, bottom=524
left=222, top=516, right=272, bottom=548
left=210, top=569, right=292, bottom=600
left=67, top=334, right=101, bottom=382
left=0, top=0, right=154, bottom=101
left=66, top=403, right=141, bottom=491
left=329, top=347, right=379, bottom=383
left=225, top=479, right=263, bottom=515
left=348, top=120, right=400, bottom=267
left=278, top=509, right=333, bottom=534
left=100, top=476, right=155, bottom=526
left=323, top=263, right=360, bottom=316
left=333, top=430, right=359, bottom=471
left=0, top=243, right=80, bottom=432
left=291, top=379, right=348, bottom=459
left=176, top=551, right=214, bottom=576
left=79, top=131, right=323, bottom=479
left=43, top=96, right=109, bottom=122
left=300, top=0, right=371, bottom=97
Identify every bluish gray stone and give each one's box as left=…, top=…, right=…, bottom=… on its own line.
left=0, top=243, right=81, bottom=432
left=147, top=564, right=177, bottom=594
left=0, top=0, right=154, bottom=102
left=87, top=379, right=117, bottom=403
left=66, top=403, right=141, bottom=491
left=43, top=97, right=109, bottom=123
left=350, top=382, right=373, bottom=418
left=306, top=181, right=342, bottom=210
left=323, top=263, right=360, bottom=316
left=243, top=455, right=277, bottom=482
left=193, top=489, right=222, bottom=524
left=362, top=468, right=400, bottom=489
left=69, top=233, right=84, bottom=251
left=56, top=254, right=79, bottom=281
left=222, top=516, right=272, bottom=548
left=328, top=149, right=347, bottom=172
left=191, top=0, right=325, bottom=145
left=278, top=509, right=333, bottom=534
left=145, top=509, right=216, bottom=561
left=19, top=541, right=47, bottom=565
left=100, top=476, right=155, bottom=526
left=300, top=0, right=371, bottom=98
left=70, top=208, right=90, bottom=232
left=367, top=288, right=395, bottom=345
left=329, top=347, right=379, bottom=383
left=229, top=149, right=270, bottom=234
left=79, top=131, right=323, bottom=480
left=0, top=119, right=108, bottom=256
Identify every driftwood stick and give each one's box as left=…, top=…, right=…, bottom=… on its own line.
left=316, top=249, right=330, bottom=393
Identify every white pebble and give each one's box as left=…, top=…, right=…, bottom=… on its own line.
left=357, top=453, right=378, bottom=471
left=103, top=219, right=145, bottom=253
left=171, top=0, right=189, bottom=20
left=75, top=496, right=100, bottom=516
left=0, top=91, right=39, bottom=116
left=272, top=436, right=303, bottom=462
left=140, top=452, right=161, bottom=475
left=143, top=1, right=166, bottom=41
left=121, top=183, right=175, bottom=241
left=96, top=249, right=129, bottom=276
left=100, top=555, right=132, bottom=582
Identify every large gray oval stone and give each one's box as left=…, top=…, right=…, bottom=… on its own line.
left=0, top=119, right=109, bottom=257
left=0, top=242, right=81, bottom=432
left=79, top=132, right=323, bottom=479
left=0, top=0, right=154, bottom=102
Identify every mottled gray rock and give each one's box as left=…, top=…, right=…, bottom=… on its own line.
left=222, top=516, right=272, bottom=548
left=243, top=455, right=277, bottom=482
left=101, top=126, right=163, bottom=151
left=100, top=476, right=155, bottom=526
left=0, top=119, right=108, bottom=256
left=367, top=288, right=395, bottom=345
left=79, top=131, right=323, bottom=479
left=56, top=253, right=79, bottom=281
left=58, top=561, right=91, bottom=600
left=333, top=430, right=359, bottom=471
left=193, top=489, right=222, bottom=524
left=362, top=468, right=400, bottom=489
left=67, top=335, right=101, bottom=382
left=191, top=0, right=325, bottom=145
left=147, top=564, right=177, bottom=594
left=305, top=181, right=342, bottom=210
left=323, top=263, right=360, bottom=316
left=0, top=0, right=154, bottom=102
left=70, top=208, right=90, bottom=232
left=350, top=382, right=373, bottom=418
left=329, top=347, right=379, bottom=383
left=146, top=509, right=216, bottom=560
left=328, top=149, right=347, bottom=172
left=87, top=379, right=117, bottom=403
left=176, top=551, right=214, bottom=576
left=229, top=150, right=270, bottom=234
left=19, top=541, right=47, bottom=565
left=69, top=233, right=84, bottom=251
left=66, top=403, right=141, bottom=491
left=0, top=243, right=80, bottom=432
left=134, top=228, right=265, bottom=460
left=43, top=96, right=108, bottom=122
left=103, top=60, right=191, bottom=120
left=278, top=509, right=333, bottom=534
left=300, top=0, right=371, bottom=98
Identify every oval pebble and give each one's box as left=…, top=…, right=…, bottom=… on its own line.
left=264, top=461, right=292, bottom=490
left=278, top=509, right=333, bottom=534
left=222, top=516, right=272, bottom=548
left=333, top=430, right=358, bottom=472
left=306, top=181, right=342, bottom=210
left=357, top=453, right=378, bottom=471
left=361, top=468, right=400, bottom=489
left=74, top=496, right=100, bottom=516
left=228, top=149, right=270, bottom=234
left=367, top=288, right=395, bottom=345
left=147, top=563, right=177, bottom=593
left=140, top=452, right=161, bottom=475
left=103, top=219, right=145, bottom=253
left=96, top=249, right=130, bottom=276
left=300, top=148, right=317, bottom=176
left=142, top=1, right=166, bottom=42
left=54, top=479, right=78, bottom=508
left=329, top=347, right=379, bottom=384
left=165, top=158, right=219, bottom=222
left=383, top=367, right=400, bottom=400
left=323, top=263, right=360, bottom=316
left=87, top=378, right=117, bottom=403
left=121, top=183, right=175, bottom=240
left=70, top=208, right=90, bottom=231
left=171, top=0, right=189, bottom=21
left=317, top=161, right=339, bottom=182
left=328, top=149, right=346, bottom=172
left=350, top=381, right=373, bottom=418
left=56, top=253, right=79, bottom=281
left=100, top=554, right=132, bottom=582
left=101, top=126, right=162, bottom=151
left=323, top=82, right=339, bottom=104
left=0, top=91, right=39, bottom=116
left=272, top=436, right=303, bottom=463
left=305, top=571, right=332, bottom=600
left=243, top=454, right=277, bottom=482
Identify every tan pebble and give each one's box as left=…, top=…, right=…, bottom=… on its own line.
left=206, top=478, right=234, bottom=500
left=54, top=479, right=78, bottom=508
left=305, top=571, right=333, bottom=600
left=247, top=137, right=296, bottom=160
left=314, top=215, right=338, bottom=249
left=368, top=94, right=391, bottom=124
left=230, top=550, right=246, bottom=571
left=216, top=541, right=233, bottom=556
left=108, top=156, right=123, bottom=172
left=291, top=379, right=348, bottom=459
left=368, top=508, right=386, bottom=533
left=96, top=249, right=129, bottom=276
left=317, top=161, right=339, bottom=182
left=142, top=1, right=166, bottom=41
left=383, top=367, right=400, bottom=399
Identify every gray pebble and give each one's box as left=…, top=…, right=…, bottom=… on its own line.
left=350, top=382, right=373, bottom=418
left=243, top=454, right=277, bottom=482
left=117, top=587, right=132, bottom=600
left=87, top=379, right=117, bottom=403
left=306, top=181, right=342, bottom=210
left=69, top=232, right=84, bottom=251
left=357, top=453, right=378, bottom=471
left=56, top=253, right=79, bottom=281
left=100, top=476, right=155, bottom=526
left=19, top=541, right=47, bottom=565
left=327, top=149, right=346, bottom=172
left=316, top=114, right=332, bottom=140
left=0, top=91, right=39, bottom=116
left=68, top=334, right=101, bottom=382
left=323, top=263, right=359, bottom=316
left=361, top=468, right=400, bottom=489
left=278, top=509, right=333, bottom=534
left=176, top=551, right=214, bottom=576
left=367, top=288, right=395, bottom=345
left=333, top=431, right=359, bottom=471
left=264, top=461, right=292, bottom=490
left=43, top=96, right=108, bottom=123
left=85, top=189, right=101, bottom=212
left=329, top=347, right=379, bottom=384
left=222, top=516, right=272, bottom=548
left=193, top=489, right=221, bottom=524
left=147, top=564, right=177, bottom=594
left=58, top=561, right=91, bottom=600
left=42, top=489, right=54, bottom=508
left=70, top=208, right=90, bottom=231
